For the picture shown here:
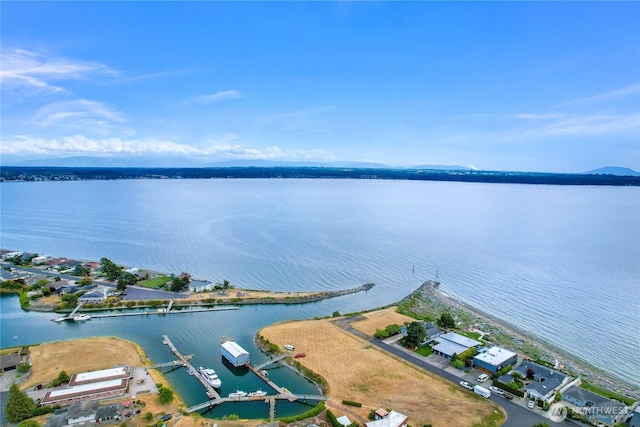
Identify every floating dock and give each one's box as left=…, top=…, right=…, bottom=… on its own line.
left=52, top=305, right=238, bottom=321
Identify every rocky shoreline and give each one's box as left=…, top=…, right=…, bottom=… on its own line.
left=399, top=281, right=638, bottom=400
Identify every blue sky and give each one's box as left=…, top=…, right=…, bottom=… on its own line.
left=1, top=2, right=639, bottom=172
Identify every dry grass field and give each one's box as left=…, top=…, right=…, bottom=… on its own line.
left=349, top=307, right=414, bottom=336
left=260, top=313, right=503, bottom=427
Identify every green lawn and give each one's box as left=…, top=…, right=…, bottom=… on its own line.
left=460, top=331, right=482, bottom=340
left=579, top=382, right=635, bottom=406
left=137, top=276, right=171, bottom=289
left=415, top=346, right=433, bottom=357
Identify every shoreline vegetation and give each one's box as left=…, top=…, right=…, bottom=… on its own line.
left=397, top=281, right=638, bottom=399
left=2, top=165, right=640, bottom=186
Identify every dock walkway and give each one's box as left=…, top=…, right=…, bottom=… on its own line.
left=254, top=353, right=288, bottom=370
left=162, top=335, right=221, bottom=400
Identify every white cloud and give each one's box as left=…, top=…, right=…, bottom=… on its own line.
left=560, top=83, right=640, bottom=107
left=0, top=135, right=336, bottom=162
left=30, top=99, right=130, bottom=135
left=512, top=113, right=639, bottom=138
left=0, top=48, right=117, bottom=95
left=193, top=90, right=242, bottom=104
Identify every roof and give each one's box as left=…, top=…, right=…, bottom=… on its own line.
left=439, top=332, right=481, bottom=348
left=525, top=377, right=561, bottom=397
left=0, top=353, right=22, bottom=369
left=337, top=416, right=352, bottom=426
left=432, top=340, right=469, bottom=357
left=68, top=401, right=98, bottom=419
left=46, top=379, right=126, bottom=399
left=96, top=403, right=121, bottom=419
left=365, top=411, right=408, bottom=427
left=221, top=341, right=249, bottom=357
left=513, top=361, right=567, bottom=383
left=474, top=346, right=517, bottom=366
left=71, top=366, right=129, bottom=384
left=563, top=385, right=626, bottom=408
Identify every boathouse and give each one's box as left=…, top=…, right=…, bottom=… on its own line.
left=221, top=341, right=250, bottom=367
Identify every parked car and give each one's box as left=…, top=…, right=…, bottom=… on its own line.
left=459, top=381, right=474, bottom=390
left=477, top=373, right=490, bottom=382
left=294, top=352, right=305, bottom=358
left=504, top=392, right=513, bottom=400
left=489, top=386, right=504, bottom=395
left=161, top=414, right=172, bottom=421
left=284, top=344, right=295, bottom=351
left=527, top=400, right=535, bottom=409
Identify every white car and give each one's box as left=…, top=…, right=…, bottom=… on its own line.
left=489, top=386, right=504, bottom=395
left=459, top=381, right=474, bottom=390
left=527, top=400, right=535, bottom=409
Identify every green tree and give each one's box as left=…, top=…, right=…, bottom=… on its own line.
left=79, top=277, right=93, bottom=286
left=144, top=412, right=154, bottom=421
left=222, top=279, right=230, bottom=289
left=332, top=311, right=341, bottom=317
left=17, top=363, right=31, bottom=374
left=17, top=420, right=40, bottom=427
left=5, top=384, right=35, bottom=422
left=100, top=257, right=122, bottom=281
left=452, top=359, right=465, bottom=369
left=74, top=264, right=90, bottom=277
left=170, top=273, right=190, bottom=292
left=404, top=322, right=426, bottom=348
left=158, top=387, right=174, bottom=404
left=437, top=312, right=456, bottom=329
left=117, top=272, right=137, bottom=291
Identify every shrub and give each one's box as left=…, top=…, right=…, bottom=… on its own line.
left=342, top=400, right=362, bottom=407
left=278, top=401, right=325, bottom=423
left=452, top=359, right=465, bottom=369
left=17, top=363, right=31, bottom=373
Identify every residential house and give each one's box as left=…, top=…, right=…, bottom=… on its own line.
left=0, top=352, right=23, bottom=373
left=32, top=255, right=51, bottom=264
left=628, top=407, right=640, bottom=427
left=514, top=361, right=569, bottom=402
left=45, top=401, right=122, bottom=427
left=431, top=332, right=482, bottom=359
left=473, top=346, right=518, bottom=374
left=79, top=290, right=107, bottom=304
left=365, top=410, right=408, bottom=427
left=562, top=385, right=628, bottom=427
left=400, top=321, right=443, bottom=344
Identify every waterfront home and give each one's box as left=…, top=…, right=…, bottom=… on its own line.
left=32, top=255, right=51, bottom=264
left=431, top=332, right=482, bottom=359
left=365, top=410, right=409, bottom=427
left=514, top=361, right=569, bottom=402
left=473, top=346, right=517, bottom=374
left=78, top=290, right=107, bottom=304
left=401, top=321, right=443, bottom=344
left=562, top=385, right=628, bottom=427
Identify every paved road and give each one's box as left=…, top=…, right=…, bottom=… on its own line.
left=343, top=323, right=573, bottom=427
left=2, top=264, right=187, bottom=300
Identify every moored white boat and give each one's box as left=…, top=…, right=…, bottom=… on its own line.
left=198, top=367, right=221, bottom=388
left=248, top=390, right=267, bottom=397
left=228, top=390, right=247, bottom=398
left=73, top=314, right=91, bottom=321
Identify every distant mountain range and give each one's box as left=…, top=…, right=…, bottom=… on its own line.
left=2, top=155, right=475, bottom=171
left=584, top=166, right=640, bottom=176
left=2, top=155, right=638, bottom=176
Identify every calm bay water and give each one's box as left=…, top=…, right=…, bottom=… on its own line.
left=1, top=179, right=638, bottom=393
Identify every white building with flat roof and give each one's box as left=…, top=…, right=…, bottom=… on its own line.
left=221, top=341, right=250, bottom=367
left=365, top=411, right=408, bottom=427
left=41, top=366, right=132, bottom=406
left=473, top=346, right=518, bottom=374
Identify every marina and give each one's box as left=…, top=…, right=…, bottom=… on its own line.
left=157, top=335, right=326, bottom=420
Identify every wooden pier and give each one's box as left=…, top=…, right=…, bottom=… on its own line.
left=162, top=335, right=221, bottom=400
left=52, top=305, right=238, bottom=322
left=254, top=353, right=288, bottom=370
